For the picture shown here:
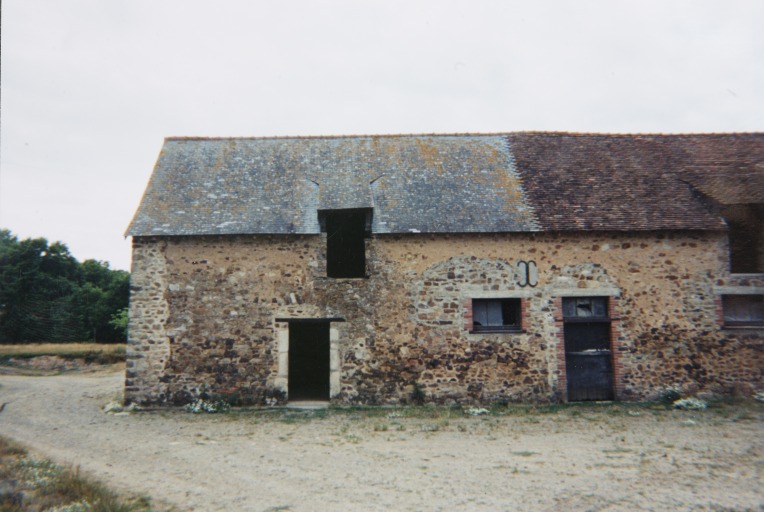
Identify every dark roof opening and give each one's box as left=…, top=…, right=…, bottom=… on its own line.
left=321, top=208, right=371, bottom=278
left=723, top=204, right=764, bottom=273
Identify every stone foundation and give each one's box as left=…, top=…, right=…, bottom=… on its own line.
left=125, top=232, right=763, bottom=405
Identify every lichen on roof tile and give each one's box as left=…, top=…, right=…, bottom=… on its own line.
left=126, top=134, right=541, bottom=236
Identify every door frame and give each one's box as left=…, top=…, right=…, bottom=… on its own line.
left=287, top=321, right=331, bottom=400
left=274, top=318, right=342, bottom=402
left=554, top=291, right=623, bottom=402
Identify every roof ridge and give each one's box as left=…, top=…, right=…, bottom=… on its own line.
left=512, top=131, right=764, bottom=137
left=165, top=131, right=764, bottom=142
left=165, top=133, right=511, bottom=141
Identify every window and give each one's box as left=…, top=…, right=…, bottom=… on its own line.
left=722, top=295, right=764, bottom=328
left=562, top=297, right=608, bottom=319
left=322, top=209, right=370, bottom=278
left=472, top=298, right=522, bottom=332
left=722, top=204, right=763, bottom=273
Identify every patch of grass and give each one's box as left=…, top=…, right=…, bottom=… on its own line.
left=318, top=401, right=676, bottom=421
left=0, top=436, right=154, bottom=511
left=0, top=343, right=126, bottom=365
left=112, top=395, right=764, bottom=436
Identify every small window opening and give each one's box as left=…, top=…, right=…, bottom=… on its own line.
left=723, top=204, right=763, bottom=273
left=562, top=297, right=608, bottom=319
left=472, top=298, right=521, bottom=332
left=323, top=209, right=370, bottom=278
left=722, top=295, right=764, bottom=328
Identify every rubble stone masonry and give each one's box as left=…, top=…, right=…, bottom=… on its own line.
left=125, top=231, right=763, bottom=405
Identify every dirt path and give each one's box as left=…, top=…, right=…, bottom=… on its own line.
left=0, top=367, right=762, bottom=511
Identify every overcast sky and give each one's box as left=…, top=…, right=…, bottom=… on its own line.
left=1, top=0, right=763, bottom=271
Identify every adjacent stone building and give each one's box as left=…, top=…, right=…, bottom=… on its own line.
left=124, top=132, right=764, bottom=406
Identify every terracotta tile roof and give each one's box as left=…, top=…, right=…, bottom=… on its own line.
left=507, top=133, right=763, bottom=231
left=668, top=133, right=764, bottom=204
left=126, top=132, right=764, bottom=236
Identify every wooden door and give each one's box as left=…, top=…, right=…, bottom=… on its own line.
left=563, top=297, right=614, bottom=401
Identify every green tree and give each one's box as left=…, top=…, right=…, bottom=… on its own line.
left=0, top=229, right=130, bottom=343
left=0, top=232, right=79, bottom=341
left=109, top=307, right=129, bottom=340
left=78, top=260, right=129, bottom=341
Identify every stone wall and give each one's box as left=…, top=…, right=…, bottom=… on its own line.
left=125, top=231, right=763, bottom=406
left=124, top=238, right=170, bottom=404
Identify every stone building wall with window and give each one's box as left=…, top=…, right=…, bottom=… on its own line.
left=125, top=229, right=762, bottom=406
left=125, top=132, right=764, bottom=406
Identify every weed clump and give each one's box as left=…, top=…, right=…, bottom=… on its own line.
left=0, top=436, right=151, bottom=511
left=185, top=398, right=231, bottom=414
left=673, top=397, right=707, bottom=410
left=657, top=385, right=684, bottom=404
left=410, top=383, right=426, bottom=405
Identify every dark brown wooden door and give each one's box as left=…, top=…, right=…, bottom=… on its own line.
left=563, top=298, right=614, bottom=401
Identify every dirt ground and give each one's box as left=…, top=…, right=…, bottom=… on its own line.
left=0, top=365, right=762, bottom=512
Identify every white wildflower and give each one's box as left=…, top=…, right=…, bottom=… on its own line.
left=673, top=397, right=707, bottom=410
left=185, top=399, right=230, bottom=413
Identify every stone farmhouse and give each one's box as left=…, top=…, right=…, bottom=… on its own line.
left=125, top=132, right=763, bottom=406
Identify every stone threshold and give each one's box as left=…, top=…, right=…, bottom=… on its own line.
left=285, top=401, right=330, bottom=410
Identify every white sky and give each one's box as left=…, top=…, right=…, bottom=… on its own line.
left=1, top=0, right=763, bottom=271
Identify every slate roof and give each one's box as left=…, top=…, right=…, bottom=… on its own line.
left=126, top=132, right=764, bottom=237
left=126, top=135, right=540, bottom=236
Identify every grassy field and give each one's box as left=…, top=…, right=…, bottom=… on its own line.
left=0, top=343, right=126, bottom=365
left=0, top=436, right=155, bottom=512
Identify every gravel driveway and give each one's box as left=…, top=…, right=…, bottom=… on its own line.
left=1, top=366, right=762, bottom=511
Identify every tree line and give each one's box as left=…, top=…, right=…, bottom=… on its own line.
left=0, top=229, right=129, bottom=343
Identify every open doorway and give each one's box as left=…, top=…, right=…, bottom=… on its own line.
left=288, top=321, right=330, bottom=401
